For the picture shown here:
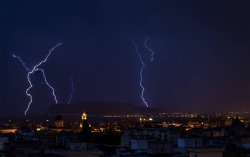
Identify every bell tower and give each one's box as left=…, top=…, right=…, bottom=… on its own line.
left=80, top=110, right=91, bottom=142
left=82, top=111, right=87, bottom=120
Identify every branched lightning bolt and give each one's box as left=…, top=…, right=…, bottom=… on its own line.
left=68, top=74, right=74, bottom=104
left=144, top=37, right=155, bottom=62
left=129, top=38, right=149, bottom=107
left=13, top=43, right=62, bottom=115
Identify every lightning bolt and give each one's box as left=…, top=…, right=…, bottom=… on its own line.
left=37, top=68, right=58, bottom=103
left=68, top=74, right=74, bottom=104
left=144, top=37, right=155, bottom=62
left=13, top=43, right=62, bottom=115
left=129, top=38, right=149, bottom=107
left=12, top=54, right=29, bottom=71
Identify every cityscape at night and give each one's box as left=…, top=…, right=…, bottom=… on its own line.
left=0, top=0, right=250, bottom=157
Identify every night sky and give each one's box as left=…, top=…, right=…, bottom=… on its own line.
left=1, top=0, right=250, bottom=115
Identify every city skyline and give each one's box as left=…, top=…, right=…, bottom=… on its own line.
left=1, top=0, right=250, bottom=115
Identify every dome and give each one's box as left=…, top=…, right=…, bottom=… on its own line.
left=55, top=114, right=63, bottom=121
left=231, top=115, right=244, bottom=128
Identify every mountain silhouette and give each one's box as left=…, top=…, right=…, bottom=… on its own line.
left=47, top=101, right=159, bottom=114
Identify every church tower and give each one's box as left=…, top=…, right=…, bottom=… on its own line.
left=80, top=111, right=91, bottom=142
left=80, top=111, right=87, bottom=128
left=82, top=111, right=87, bottom=121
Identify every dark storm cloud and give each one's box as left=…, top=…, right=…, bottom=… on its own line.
left=0, top=0, right=250, bottom=115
